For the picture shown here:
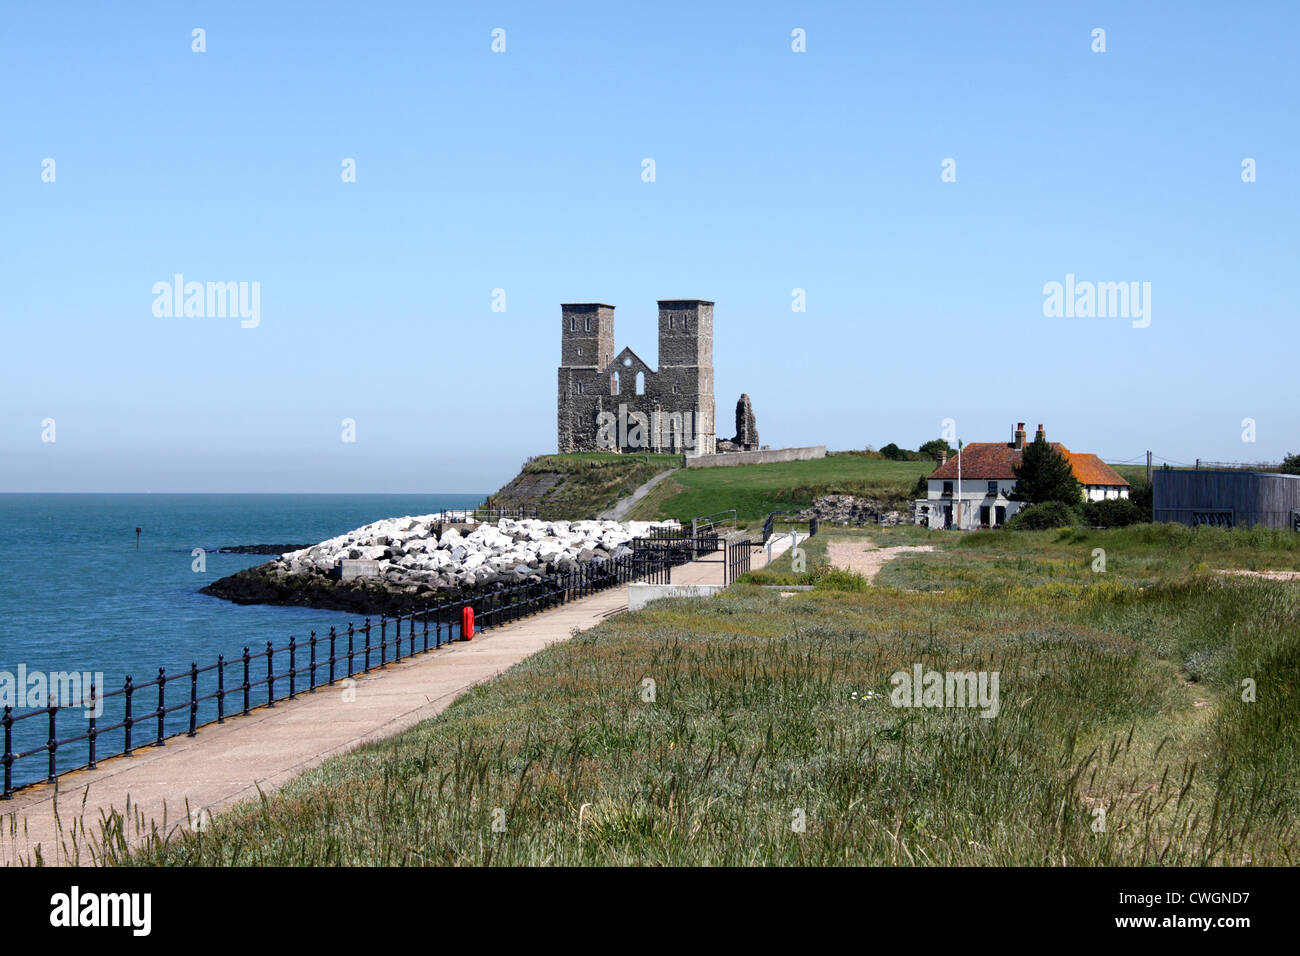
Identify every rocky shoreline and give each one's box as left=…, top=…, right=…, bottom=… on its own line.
left=201, top=514, right=676, bottom=616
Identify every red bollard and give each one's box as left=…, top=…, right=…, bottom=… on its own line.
left=461, top=606, right=474, bottom=640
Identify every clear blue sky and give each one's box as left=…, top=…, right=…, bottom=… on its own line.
left=3, top=1, right=1296, bottom=492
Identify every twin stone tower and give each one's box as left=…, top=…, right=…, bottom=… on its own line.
left=556, top=299, right=758, bottom=457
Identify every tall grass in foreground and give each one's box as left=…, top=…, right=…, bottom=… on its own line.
left=65, top=523, right=1296, bottom=866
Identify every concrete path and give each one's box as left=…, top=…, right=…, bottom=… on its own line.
left=598, top=468, right=678, bottom=520
left=0, top=542, right=774, bottom=865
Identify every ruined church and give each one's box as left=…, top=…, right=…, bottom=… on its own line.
left=556, top=299, right=759, bottom=456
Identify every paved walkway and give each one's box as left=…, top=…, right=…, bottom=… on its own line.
left=0, top=539, right=784, bottom=865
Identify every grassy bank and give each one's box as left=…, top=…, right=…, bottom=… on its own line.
left=490, top=453, right=681, bottom=520
left=112, top=523, right=1299, bottom=866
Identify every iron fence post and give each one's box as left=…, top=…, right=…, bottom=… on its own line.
left=156, top=667, right=166, bottom=745
left=2, top=705, right=11, bottom=799
left=188, top=662, right=198, bottom=737
left=88, top=682, right=98, bottom=767
left=124, top=676, right=134, bottom=755
left=47, top=705, right=57, bottom=782
left=217, top=656, right=225, bottom=723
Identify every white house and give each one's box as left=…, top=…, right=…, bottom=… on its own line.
left=914, top=423, right=1130, bottom=530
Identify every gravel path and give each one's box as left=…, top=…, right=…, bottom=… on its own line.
left=826, top=538, right=934, bottom=582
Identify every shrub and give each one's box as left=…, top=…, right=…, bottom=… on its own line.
left=1082, top=498, right=1143, bottom=528
left=809, top=565, right=871, bottom=592
left=1005, top=500, right=1084, bottom=530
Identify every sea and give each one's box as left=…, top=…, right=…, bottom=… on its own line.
left=0, top=493, right=482, bottom=790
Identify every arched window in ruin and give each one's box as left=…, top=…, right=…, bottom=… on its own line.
left=635, top=371, right=645, bottom=395
left=611, top=371, right=620, bottom=395
left=570, top=317, right=576, bottom=331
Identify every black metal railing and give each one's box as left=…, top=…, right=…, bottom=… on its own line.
left=691, top=509, right=737, bottom=537
left=0, top=548, right=670, bottom=799
left=762, top=511, right=818, bottom=544
left=726, top=539, right=753, bottom=584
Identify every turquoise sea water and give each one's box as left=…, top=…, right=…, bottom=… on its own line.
left=0, top=493, right=482, bottom=790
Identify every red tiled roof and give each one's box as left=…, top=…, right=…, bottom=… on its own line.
left=929, top=441, right=1128, bottom=486
left=1063, top=452, right=1129, bottom=487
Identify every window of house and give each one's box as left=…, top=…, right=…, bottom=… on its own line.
left=943, top=481, right=953, bottom=495
left=987, top=481, right=998, bottom=496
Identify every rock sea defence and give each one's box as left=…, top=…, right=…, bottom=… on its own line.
left=201, top=513, right=677, bottom=615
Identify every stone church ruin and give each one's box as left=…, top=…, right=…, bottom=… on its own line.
left=556, top=299, right=761, bottom=457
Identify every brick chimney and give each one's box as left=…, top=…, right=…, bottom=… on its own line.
left=1035, top=423, right=1046, bottom=443
left=939, top=450, right=948, bottom=465
left=1014, top=422, right=1026, bottom=450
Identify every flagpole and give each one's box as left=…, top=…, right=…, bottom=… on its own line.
left=956, top=440, right=962, bottom=530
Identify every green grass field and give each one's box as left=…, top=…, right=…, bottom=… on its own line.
left=627, top=452, right=931, bottom=523
left=107, top=521, right=1300, bottom=866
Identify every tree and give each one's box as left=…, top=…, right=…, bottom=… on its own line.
left=918, top=438, right=955, bottom=461
left=1010, top=435, right=1082, bottom=506
left=879, top=442, right=905, bottom=461
left=1280, top=452, right=1300, bottom=475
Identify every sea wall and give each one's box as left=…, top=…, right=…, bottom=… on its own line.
left=683, top=445, right=826, bottom=469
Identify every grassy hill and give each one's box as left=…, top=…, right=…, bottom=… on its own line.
left=490, top=451, right=1151, bottom=526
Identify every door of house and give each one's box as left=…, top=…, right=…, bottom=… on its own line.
left=943, top=505, right=953, bottom=529
left=979, top=505, right=991, bottom=527
left=995, top=506, right=1006, bottom=526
